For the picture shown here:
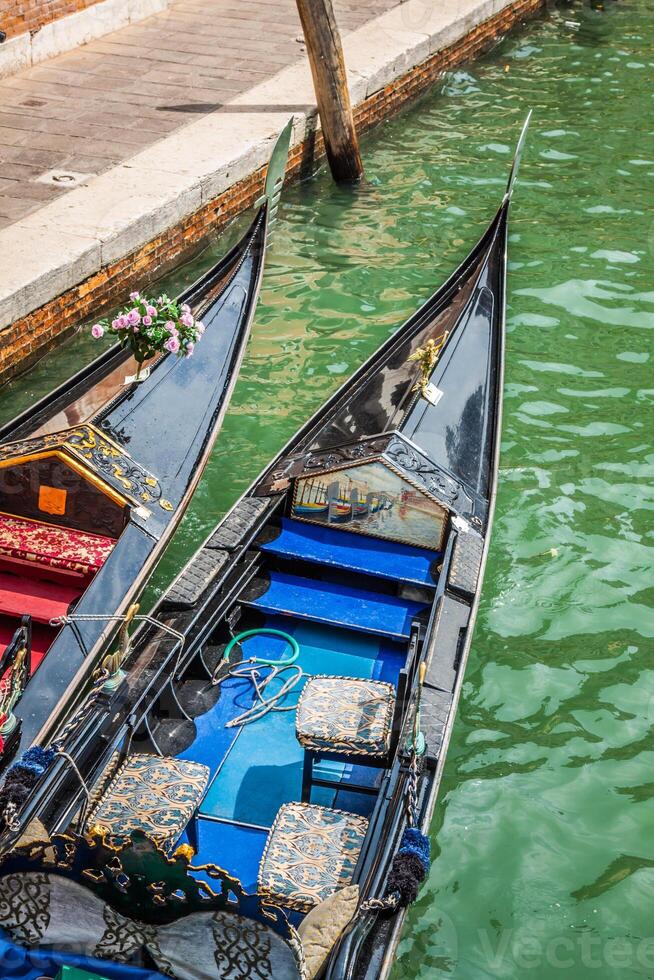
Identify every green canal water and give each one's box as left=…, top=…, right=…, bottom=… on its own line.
left=1, top=2, right=653, bottom=976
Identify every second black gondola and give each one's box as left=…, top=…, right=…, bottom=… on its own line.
left=0, top=119, right=293, bottom=770
left=0, top=116, right=530, bottom=980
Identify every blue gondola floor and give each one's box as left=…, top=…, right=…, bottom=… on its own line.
left=174, top=616, right=405, bottom=890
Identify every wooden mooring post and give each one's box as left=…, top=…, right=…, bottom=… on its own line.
left=295, top=0, right=364, bottom=183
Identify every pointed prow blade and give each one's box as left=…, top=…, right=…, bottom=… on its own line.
left=505, top=111, right=532, bottom=201
left=260, top=117, right=294, bottom=244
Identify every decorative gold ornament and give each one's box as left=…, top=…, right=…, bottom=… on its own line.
left=0, top=423, right=172, bottom=513
left=408, top=333, right=449, bottom=397
left=173, top=843, right=195, bottom=862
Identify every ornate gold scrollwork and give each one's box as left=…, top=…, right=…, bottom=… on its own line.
left=0, top=424, right=174, bottom=515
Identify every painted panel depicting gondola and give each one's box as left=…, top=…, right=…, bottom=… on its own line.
left=292, top=461, right=447, bottom=549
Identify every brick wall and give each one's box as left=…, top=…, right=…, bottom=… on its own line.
left=0, top=0, right=545, bottom=384
left=0, top=0, right=105, bottom=39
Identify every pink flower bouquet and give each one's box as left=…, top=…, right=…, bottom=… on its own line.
left=91, top=292, right=204, bottom=380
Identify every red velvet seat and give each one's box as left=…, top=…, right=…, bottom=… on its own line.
left=0, top=572, right=80, bottom=625
left=0, top=514, right=114, bottom=577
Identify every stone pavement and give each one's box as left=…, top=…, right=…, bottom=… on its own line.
left=0, top=0, right=400, bottom=231
left=0, top=0, right=543, bottom=382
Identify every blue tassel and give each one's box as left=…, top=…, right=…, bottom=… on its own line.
left=10, top=761, right=45, bottom=778
left=398, top=827, right=431, bottom=875
left=21, top=746, right=56, bottom=772
left=384, top=828, right=432, bottom=907
left=5, top=746, right=55, bottom=781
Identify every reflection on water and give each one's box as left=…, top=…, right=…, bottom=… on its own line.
left=0, top=1, right=653, bottom=977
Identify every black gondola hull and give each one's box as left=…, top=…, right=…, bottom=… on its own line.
left=0, top=205, right=269, bottom=760
left=0, top=115, right=527, bottom=980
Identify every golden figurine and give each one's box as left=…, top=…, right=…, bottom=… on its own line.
left=408, top=332, right=449, bottom=397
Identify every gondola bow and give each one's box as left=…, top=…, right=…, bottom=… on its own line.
left=0, top=119, right=293, bottom=764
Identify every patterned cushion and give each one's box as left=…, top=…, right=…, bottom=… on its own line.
left=86, top=754, right=209, bottom=851
left=152, top=910, right=305, bottom=980
left=258, top=803, right=368, bottom=913
left=296, top=676, right=395, bottom=756
left=0, top=513, right=114, bottom=576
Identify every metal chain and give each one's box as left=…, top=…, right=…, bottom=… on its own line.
left=406, top=750, right=419, bottom=828
left=357, top=701, right=424, bottom=918
left=3, top=802, right=19, bottom=833
left=358, top=894, right=400, bottom=916
left=51, top=667, right=110, bottom=753
left=357, top=754, right=419, bottom=917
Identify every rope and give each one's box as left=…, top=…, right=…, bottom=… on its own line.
left=0, top=611, right=185, bottom=833
left=211, top=628, right=304, bottom=728
left=50, top=613, right=185, bottom=655
left=31, top=679, right=105, bottom=826
left=225, top=663, right=303, bottom=728
left=51, top=668, right=110, bottom=754
left=56, top=750, right=90, bottom=802
left=50, top=612, right=186, bottom=678
left=0, top=668, right=110, bottom=831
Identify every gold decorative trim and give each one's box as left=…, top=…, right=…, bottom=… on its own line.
left=0, top=449, right=128, bottom=508
left=0, top=423, right=172, bottom=512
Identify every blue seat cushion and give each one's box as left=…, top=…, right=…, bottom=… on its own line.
left=261, top=519, right=439, bottom=586
left=244, top=571, right=426, bottom=641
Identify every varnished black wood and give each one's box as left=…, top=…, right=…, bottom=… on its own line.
left=0, top=204, right=270, bottom=763
left=0, top=115, right=531, bottom=980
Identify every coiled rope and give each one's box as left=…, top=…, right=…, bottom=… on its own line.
left=212, top=628, right=303, bottom=728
